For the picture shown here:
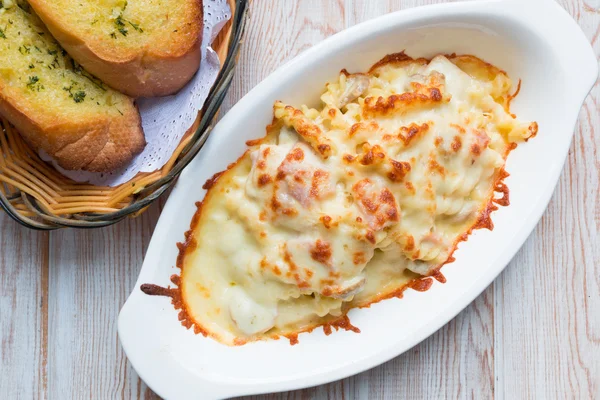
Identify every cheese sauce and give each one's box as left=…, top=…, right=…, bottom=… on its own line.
left=144, top=53, right=538, bottom=345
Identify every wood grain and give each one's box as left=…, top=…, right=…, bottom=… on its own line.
left=0, top=213, right=48, bottom=399
left=493, top=2, right=600, bottom=398
left=495, top=75, right=600, bottom=399
left=220, top=0, right=346, bottom=112
left=45, top=204, right=162, bottom=400
left=0, top=0, right=598, bottom=399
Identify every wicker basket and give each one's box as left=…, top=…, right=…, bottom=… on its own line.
left=0, top=0, right=248, bottom=230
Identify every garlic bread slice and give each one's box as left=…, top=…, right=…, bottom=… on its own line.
left=0, top=1, right=145, bottom=172
left=28, top=0, right=203, bottom=97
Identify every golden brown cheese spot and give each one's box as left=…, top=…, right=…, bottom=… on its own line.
left=281, top=208, right=298, bottom=217
left=365, top=231, right=376, bottom=244
left=276, top=104, right=334, bottom=158
left=399, top=122, right=430, bottom=146
left=275, top=170, right=286, bottom=180
left=293, top=173, right=305, bottom=184
left=349, top=121, right=379, bottom=138
left=286, top=147, right=304, bottom=162
left=404, top=235, right=415, bottom=252
left=425, top=182, right=435, bottom=200
left=270, top=193, right=282, bottom=212
left=343, top=154, right=356, bottom=163
left=353, top=252, right=366, bottom=265
left=429, top=88, right=442, bottom=101
left=387, top=160, right=411, bottom=182
left=259, top=231, right=267, bottom=239
left=328, top=108, right=337, bottom=118
left=352, top=178, right=400, bottom=231
left=296, top=274, right=310, bottom=289
left=451, top=136, right=462, bottom=152
left=357, top=144, right=386, bottom=166
left=379, top=189, right=399, bottom=216
left=304, top=268, right=314, bottom=278
left=404, top=181, right=416, bottom=194
left=260, top=258, right=268, bottom=270
left=471, top=129, right=491, bottom=155
left=257, top=174, right=273, bottom=187
left=259, top=211, right=267, bottom=221
left=320, top=279, right=335, bottom=287
left=277, top=149, right=334, bottom=208
left=283, top=246, right=298, bottom=272
left=329, top=270, right=341, bottom=279
left=450, top=123, right=466, bottom=134
left=411, top=71, right=446, bottom=93
left=320, top=215, right=332, bottom=229
left=246, top=138, right=263, bottom=146
left=257, top=160, right=267, bottom=170
left=363, top=92, right=444, bottom=117
left=310, top=239, right=333, bottom=266
left=428, top=158, right=446, bottom=176
left=434, top=136, right=444, bottom=147
left=317, top=144, right=331, bottom=157
left=262, top=147, right=271, bottom=157
left=363, top=70, right=449, bottom=117
left=310, top=170, right=331, bottom=199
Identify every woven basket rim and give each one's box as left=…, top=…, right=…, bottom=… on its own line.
left=0, top=0, right=249, bottom=230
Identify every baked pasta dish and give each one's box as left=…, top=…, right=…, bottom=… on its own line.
left=142, top=52, right=538, bottom=345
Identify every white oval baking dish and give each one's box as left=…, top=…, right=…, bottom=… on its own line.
left=118, top=0, right=598, bottom=398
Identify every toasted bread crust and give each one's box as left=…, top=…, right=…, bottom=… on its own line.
left=0, top=2, right=146, bottom=173
left=0, top=89, right=145, bottom=172
left=28, top=0, right=204, bottom=97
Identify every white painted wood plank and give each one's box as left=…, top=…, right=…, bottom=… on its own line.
left=0, top=214, right=48, bottom=399
left=496, top=105, right=600, bottom=398
left=494, top=2, right=600, bottom=398
left=46, top=205, right=162, bottom=399
left=220, top=0, right=347, bottom=115
left=495, top=2, right=600, bottom=395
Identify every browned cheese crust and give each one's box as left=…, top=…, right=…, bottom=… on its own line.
left=141, top=51, right=538, bottom=345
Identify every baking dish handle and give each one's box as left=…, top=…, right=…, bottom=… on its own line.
left=504, top=0, right=598, bottom=105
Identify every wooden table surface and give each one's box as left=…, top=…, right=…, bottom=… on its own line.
left=1, top=0, right=598, bottom=399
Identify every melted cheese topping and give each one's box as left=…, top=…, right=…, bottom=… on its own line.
left=177, top=53, right=538, bottom=345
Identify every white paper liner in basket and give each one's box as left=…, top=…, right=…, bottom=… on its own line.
left=40, top=0, right=232, bottom=187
